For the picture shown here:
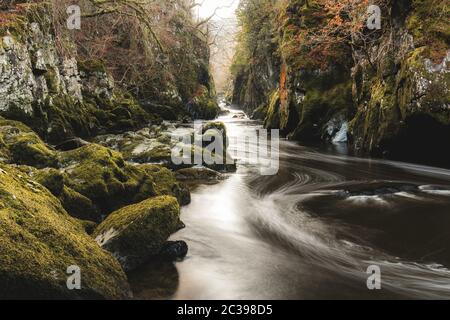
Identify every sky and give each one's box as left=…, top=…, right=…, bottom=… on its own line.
left=197, top=0, right=239, bottom=20
left=196, top=0, right=240, bottom=92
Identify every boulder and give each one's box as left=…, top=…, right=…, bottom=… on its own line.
left=0, top=120, right=58, bottom=168
left=93, top=196, right=183, bottom=271
left=159, top=241, right=188, bottom=261
left=0, top=164, right=130, bottom=299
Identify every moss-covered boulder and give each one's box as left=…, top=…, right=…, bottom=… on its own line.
left=138, top=165, right=191, bottom=206
left=57, top=144, right=190, bottom=218
left=17, top=166, right=100, bottom=222
left=187, top=86, right=220, bottom=120
left=58, top=144, right=156, bottom=215
left=93, top=196, right=183, bottom=271
left=0, top=120, right=58, bottom=168
left=0, top=163, right=129, bottom=299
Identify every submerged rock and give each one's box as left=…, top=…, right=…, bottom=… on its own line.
left=0, top=164, right=130, bottom=299
left=93, top=196, right=183, bottom=272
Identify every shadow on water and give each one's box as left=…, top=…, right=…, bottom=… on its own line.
left=128, top=259, right=179, bottom=300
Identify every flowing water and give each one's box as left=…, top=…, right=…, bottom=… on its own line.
left=130, top=108, right=450, bottom=300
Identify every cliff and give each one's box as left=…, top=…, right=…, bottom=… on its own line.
left=231, top=0, right=449, bottom=164
left=0, top=1, right=218, bottom=144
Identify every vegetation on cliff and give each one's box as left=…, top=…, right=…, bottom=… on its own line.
left=231, top=0, right=449, bottom=161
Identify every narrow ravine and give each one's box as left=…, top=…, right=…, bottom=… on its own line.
left=129, top=107, right=450, bottom=300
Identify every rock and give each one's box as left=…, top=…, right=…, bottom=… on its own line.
left=175, top=167, right=223, bottom=183
left=93, top=196, right=182, bottom=271
left=187, top=85, right=220, bottom=120
left=55, top=138, right=89, bottom=151
left=232, top=112, right=246, bottom=119
left=138, top=164, right=191, bottom=206
left=18, top=166, right=100, bottom=222
left=0, top=163, right=130, bottom=299
left=58, top=144, right=189, bottom=216
left=0, top=119, right=58, bottom=168
left=159, top=241, right=188, bottom=261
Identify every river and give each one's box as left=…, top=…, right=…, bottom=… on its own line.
left=129, top=108, right=450, bottom=300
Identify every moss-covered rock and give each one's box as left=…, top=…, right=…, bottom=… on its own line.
left=187, top=86, right=220, bottom=120
left=138, top=165, right=191, bottom=206
left=175, top=167, right=223, bottom=185
left=93, top=196, right=183, bottom=271
left=0, top=119, right=58, bottom=168
left=18, top=166, right=100, bottom=221
left=59, top=186, right=100, bottom=222
left=58, top=144, right=156, bottom=215
left=349, top=0, right=450, bottom=162
left=0, top=163, right=129, bottom=299
left=57, top=144, right=190, bottom=217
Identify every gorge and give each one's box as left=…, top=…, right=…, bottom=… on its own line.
left=0, top=0, right=449, bottom=300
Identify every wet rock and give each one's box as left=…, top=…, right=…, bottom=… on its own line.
left=175, top=167, right=223, bottom=183
left=159, top=241, right=188, bottom=261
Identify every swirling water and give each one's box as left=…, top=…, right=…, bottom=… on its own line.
left=130, top=109, right=450, bottom=300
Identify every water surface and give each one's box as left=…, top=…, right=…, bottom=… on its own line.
left=130, top=109, right=450, bottom=300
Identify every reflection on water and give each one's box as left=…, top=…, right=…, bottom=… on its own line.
left=132, top=109, right=450, bottom=300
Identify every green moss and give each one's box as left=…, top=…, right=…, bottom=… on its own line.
left=406, top=0, right=450, bottom=62
left=188, top=86, right=220, bottom=120
left=59, top=186, right=100, bottom=222
left=93, top=196, right=182, bottom=271
left=33, top=168, right=65, bottom=196
left=0, top=119, right=58, bottom=168
left=138, top=165, right=191, bottom=206
left=264, top=89, right=281, bottom=129
left=58, top=144, right=190, bottom=215
left=0, top=163, right=129, bottom=299
left=58, top=144, right=153, bottom=214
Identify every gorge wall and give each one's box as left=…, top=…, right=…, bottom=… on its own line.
left=231, top=0, right=449, bottom=164
left=0, top=1, right=219, bottom=145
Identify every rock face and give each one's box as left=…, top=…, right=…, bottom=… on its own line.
left=0, top=3, right=157, bottom=143
left=0, top=164, right=130, bottom=299
left=349, top=1, right=450, bottom=164
left=232, top=0, right=449, bottom=162
left=93, top=196, right=183, bottom=271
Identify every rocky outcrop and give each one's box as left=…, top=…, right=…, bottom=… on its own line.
left=349, top=0, right=450, bottom=164
left=232, top=0, right=449, bottom=162
left=0, top=2, right=218, bottom=145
